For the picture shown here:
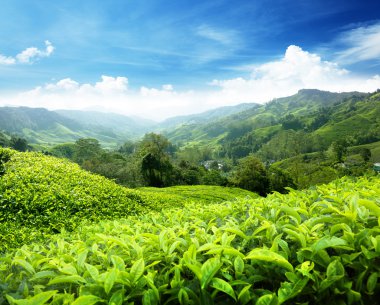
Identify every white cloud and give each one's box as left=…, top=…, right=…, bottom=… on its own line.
left=94, top=76, right=128, bottom=93
left=196, top=24, right=238, bottom=45
left=162, top=84, right=173, bottom=91
left=45, top=78, right=79, bottom=91
left=0, top=54, right=16, bottom=65
left=210, top=45, right=380, bottom=103
left=336, top=22, right=380, bottom=64
left=1, top=46, right=379, bottom=120
left=0, top=41, right=54, bottom=65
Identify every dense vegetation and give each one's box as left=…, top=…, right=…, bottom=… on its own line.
left=0, top=149, right=379, bottom=303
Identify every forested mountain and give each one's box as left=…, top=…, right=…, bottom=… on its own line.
left=163, top=89, right=376, bottom=157
left=157, top=102, right=259, bottom=130
left=0, top=89, right=378, bottom=156
left=55, top=110, right=156, bottom=140
left=0, top=107, right=155, bottom=147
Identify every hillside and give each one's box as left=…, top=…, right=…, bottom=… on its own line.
left=55, top=109, right=156, bottom=138
left=0, top=107, right=129, bottom=147
left=0, top=107, right=158, bottom=148
left=163, top=89, right=377, bottom=159
left=0, top=103, right=260, bottom=148
left=0, top=148, right=256, bottom=251
left=157, top=102, right=259, bottom=130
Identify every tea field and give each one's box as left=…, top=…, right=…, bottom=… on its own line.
left=0, top=149, right=380, bottom=304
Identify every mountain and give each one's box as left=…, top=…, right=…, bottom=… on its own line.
left=0, top=89, right=377, bottom=151
left=157, top=102, right=259, bottom=130
left=0, top=103, right=262, bottom=148
left=55, top=110, right=156, bottom=138
left=163, top=89, right=376, bottom=155
left=0, top=107, right=153, bottom=147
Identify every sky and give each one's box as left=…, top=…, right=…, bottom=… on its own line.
left=0, top=0, right=380, bottom=121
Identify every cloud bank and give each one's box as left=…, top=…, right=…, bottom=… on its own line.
left=337, top=22, right=380, bottom=64
left=0, top=41, right=54, bottom=65
left=1, top=45, right=379, bottom=120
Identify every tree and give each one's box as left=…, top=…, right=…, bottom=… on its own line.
left=0, top=132, right=10, bottom=148
left=138, top=133, right=174, bottom=187
left=328, top=139, right=348, bottom=163
left=202, top=170, right=227, bottom=186
left=359, top=148, right=371, bottom=162
left=51, top=143, right=76, bottom=159
left=268, top=166, right=295, bottom=193
left=73, top=138, right=102, bottom=164
left=231, top=155, right=270, bottom=196
left=118, top=141, right=136, bottom=155
left=10, top=136, right=28, bottom=152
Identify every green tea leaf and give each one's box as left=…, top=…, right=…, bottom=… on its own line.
left=48, top=275, right=86, bottom=285
left=256, top=293, right=279, bottom=305
left=234, top=256, right=245, bottom=275
left=104, top=269, right=118, bottom=294
left=311, top=236, right=350, bottom=253
left=178, top=288, right=189, bottom=305
left=200, top=257, right=222, bottom=289
left=245, top=249, right=293, bottom=271
left=111, top=255, right=125, bottom=271
left=6, top=290, right=57, bottom=305
left=130, top=258, right=145, bottom=284
left=85, top=263, right=99, bottom=281
left=109, top=289, right=124, bottom=305
left=12, top=259, right=35, bottom=275
left=278, top=277, right=308, bottom=304
left=142, top=289, right=159, bottom=305
left=358, top=199, right=380, bottom=217
left=71, top=295, right=102, bottom=305
left=367, top=272, right=377, bottom=294
left=210, top=277, right=236, bottom=301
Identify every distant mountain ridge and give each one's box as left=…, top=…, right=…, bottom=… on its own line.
left=0, top=101, right=260, bottom=147
left=0, top=89, right=376, bottom=149
left=156, top=102, right=259, bottom=130
left=162, top=89, right=372, bottom=147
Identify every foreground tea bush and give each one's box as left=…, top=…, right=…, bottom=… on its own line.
left=1, top=175, right=379, bottom=304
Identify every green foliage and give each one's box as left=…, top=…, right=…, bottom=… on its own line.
left=138, top=133, right=175, bottom=187
left=0, top=175, right=379, bottom=304
left=10, top=136, right=29, bottom=152
left=359, top=148, right=371, bottom=162
left=0, top=131, right=10, bottom=147
left=50, top=143, right=76, bottom=159
left=231, top=155, right=270, bottom=196
left=328, top=139, right=349, bottom=163
left=73, top=138, right=102, bottom=164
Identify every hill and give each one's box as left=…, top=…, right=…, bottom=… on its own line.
left=163, top=89, right=376, bottom=158
left=0, top=107, right=155, bottom=148
left=0, top=107, right=121, bottom=147
left=157, top=102, right=259, bottom=130
left=0, top=103, right=259, bottom=148
left=55, top=109, right=156, bottom=138
left=0, top=148, right=256, bottom=251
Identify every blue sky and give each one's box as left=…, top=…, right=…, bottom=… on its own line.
left=0, top=0, right=379, bottom=120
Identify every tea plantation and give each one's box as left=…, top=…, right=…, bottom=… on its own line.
left=0, top=148, right=379, bottom=304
